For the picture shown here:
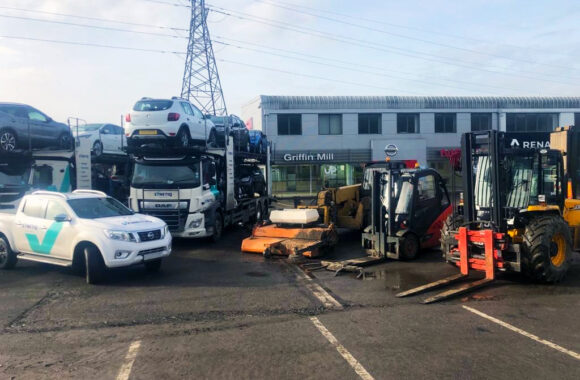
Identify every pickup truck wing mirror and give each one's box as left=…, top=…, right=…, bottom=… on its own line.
left=54, top=214, right=71, bottom=223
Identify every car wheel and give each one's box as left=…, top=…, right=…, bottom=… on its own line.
left=0, top=129, right=17, bottom=152
left=177, top=128, right=189, bottom=148
left=145, top=259, right=162, bottom=273
left=85, top=245, right=106, bottom=284
left=59, top=132, right=72, bottom=150
left=92, top=140, right=103, bottom=157
left=0, top=235, right=17, bottom=269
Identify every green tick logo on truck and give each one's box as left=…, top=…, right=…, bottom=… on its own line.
left=25, top=222, right=64, bottom=255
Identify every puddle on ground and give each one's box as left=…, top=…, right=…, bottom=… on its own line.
left=360, top=269, right=433, bottom=291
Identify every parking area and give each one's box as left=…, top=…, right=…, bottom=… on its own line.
left=0, top=229, right=579, bottom=379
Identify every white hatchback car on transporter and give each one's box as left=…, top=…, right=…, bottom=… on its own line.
left=124, top=97, right=217, bottom=149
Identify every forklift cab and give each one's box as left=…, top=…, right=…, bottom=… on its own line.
left=362, top=167, right=451, bottom=260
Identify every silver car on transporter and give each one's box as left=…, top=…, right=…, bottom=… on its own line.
left=0, top=103, right=73, bottom=153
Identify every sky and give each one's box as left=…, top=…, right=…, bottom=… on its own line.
left=0, top=0, right=579, bottom=124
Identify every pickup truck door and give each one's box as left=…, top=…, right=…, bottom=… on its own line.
left=43, top=200, right=75, bottom=260
left=13, top=197, right=51, bottom=254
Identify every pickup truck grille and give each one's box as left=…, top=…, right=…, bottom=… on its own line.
left=137, top=229, right=162, bottom=242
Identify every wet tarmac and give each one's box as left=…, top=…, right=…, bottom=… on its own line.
left=0, top=227, right=579, bottom=379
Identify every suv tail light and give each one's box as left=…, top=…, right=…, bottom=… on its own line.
left=168, top=113, right=180, bottom=121
left=125, top=114, right=131, bottom=122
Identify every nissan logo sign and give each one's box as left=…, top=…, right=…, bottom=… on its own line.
left=384, top=144, right=399, bottom=157
left=147, top=232, right=154, bottom=240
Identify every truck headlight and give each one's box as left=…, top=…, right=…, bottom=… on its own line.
left=188, top=218, right=203, bottom=229
left=104, top=230, right=136, bottom=242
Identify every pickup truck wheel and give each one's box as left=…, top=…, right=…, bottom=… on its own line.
left=145, top=259, right=162, bottom=273
left=211, top=212, right=223, bottom=243
left=0, top=235, right=17, bottom=269
left=85, top=246, right=105, bottom=284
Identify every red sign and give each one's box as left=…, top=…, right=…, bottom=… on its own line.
left=440, top=149, right=461, bottom=170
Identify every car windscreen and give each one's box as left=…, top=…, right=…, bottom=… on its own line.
left=67, top=197, right=134, bottom=219
left=132, top=162, right=201, bottom=189
left=209, top=116, right=227, bottom=125
left=133, top=100, right=173, bottom=112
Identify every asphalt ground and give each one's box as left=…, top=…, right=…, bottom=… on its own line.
left=1, top=227, right=579, bottom=380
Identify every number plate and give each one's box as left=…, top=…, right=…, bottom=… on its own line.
left=139, top=130, right=157, bottom=135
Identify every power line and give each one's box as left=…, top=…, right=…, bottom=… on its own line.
left=143, top=0, right=190, bottom=7
left=259, top=0, right=548, bottom=54
left=0, top=35, right=186, bottom=54
left=214, top=35, right=521, bottom=93
left=213, top=39, right=501, bottom=95
left=0, top=5, right=189, bottom=32
left=255, top=0, right=579, bottom=73
left=218, top=59, right=422, bottom=95
left=0, top=14, right=188, bottom=39
left=206, top=5, right=580, bottom=86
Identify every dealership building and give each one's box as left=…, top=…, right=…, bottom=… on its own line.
left=242, top=96, right=580, bottom=197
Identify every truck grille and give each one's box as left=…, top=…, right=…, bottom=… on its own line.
left=137, top=229, right=162, bottom=242
left=139, top=209, right=186, bottom=232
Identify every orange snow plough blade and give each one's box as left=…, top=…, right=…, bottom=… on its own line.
left=241, top=223, right=338, bottom=258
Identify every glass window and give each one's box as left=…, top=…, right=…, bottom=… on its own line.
left=439, top=181, right=450, bottom=207
left=68, top=197, right=133, bottom=219
left=277, top=114, right=302, bottom=135
left=506, top=113, right=558, bottom=132
left=358, top=114, right=382, bottom=134
left=435, top=113, right=456, bottom=133
left=180, top=102, right=193, bottom=115
left=28, top=109, right=48, bottom=122
left=575, top=113, right=579, bottom=128
left=190, top=104, right=203, bottom=119
left=45, top=200, right=69, bottom=220
left=318, top=114, right=342, bottom=135
left=22, top=198, right=47, bottom=218
left=133, top=100, right=173, bottom=112
left=0, top=105, right=26, bottom=118
left=471, top=113, right=492, bottom=131
left=132, top=162, right=201, bottom=189
left=397, top=113, right=419, bottom=134
left=417, top=175, right=436, bottom=200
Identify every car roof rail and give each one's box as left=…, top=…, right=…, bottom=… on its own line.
left=72, top=189, right=107, bottom=197
left=140, top=97, right=152, bottom=100
left=31, top=191, right=68, bottom=199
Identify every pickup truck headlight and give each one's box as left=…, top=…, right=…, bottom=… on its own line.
left=104, top=230, right=136, bottom=242
left=160, top=225, right=169, bottom=239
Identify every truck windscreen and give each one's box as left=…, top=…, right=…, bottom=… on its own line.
left=132, top=162, right=201, bottom=189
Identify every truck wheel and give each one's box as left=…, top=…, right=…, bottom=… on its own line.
left=523, top=215, right=572, bottom=283
left=400, top=233, right=419, bottom=260
left=211, top=211, right=223, bottom=243
left=145, top=259, right=162, bottom=273
left=0, top=235, right=17, bottom=269
left=441, top=214, right=463, bottom=263
left=84, top=246, right=106, bottom=284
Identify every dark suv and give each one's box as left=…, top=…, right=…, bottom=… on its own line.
left=208, top=115, right=250, bottom=152
left=0, top=103, right=72, bottom=153
left=235, top=166, right=266, bottom=198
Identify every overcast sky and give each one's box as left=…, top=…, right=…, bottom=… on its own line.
left=1, top=0, right=579, bottom=124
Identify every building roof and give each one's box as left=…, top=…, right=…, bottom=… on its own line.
left=259, top=96, right=580, bottom=110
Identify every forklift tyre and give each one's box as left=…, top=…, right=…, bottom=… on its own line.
left=400, top=233, right=420, bottom=260
left=523, top=215, right=572, bottom=283
left=440, top=214, right=464, bottom=263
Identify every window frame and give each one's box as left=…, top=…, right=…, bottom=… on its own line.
left=435, top=113, right=457, bottom=133
left=358, top=113, right=382, bottom=135
left=277, top=114, right=302, bottom=136
left=318, top=114, right=343, bottom=135
left=471, top=113, right=492, bottom=131
left=397, top=113, right=420, bottom=134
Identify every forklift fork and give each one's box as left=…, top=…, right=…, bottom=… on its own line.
left=396, top=228, right=502, bottom=304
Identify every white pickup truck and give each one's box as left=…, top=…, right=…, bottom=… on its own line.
left=0, top=190, right=172, bottom=283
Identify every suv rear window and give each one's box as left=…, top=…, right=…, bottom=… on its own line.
left=133, top=100, right=173, bottom=112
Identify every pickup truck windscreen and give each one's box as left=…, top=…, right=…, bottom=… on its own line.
left=132, top=162, right=201, bottom=189
left=68, top=197, right=134, bottom=219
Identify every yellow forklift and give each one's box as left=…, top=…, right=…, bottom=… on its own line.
left=398, top=127, right=580, bottom=303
